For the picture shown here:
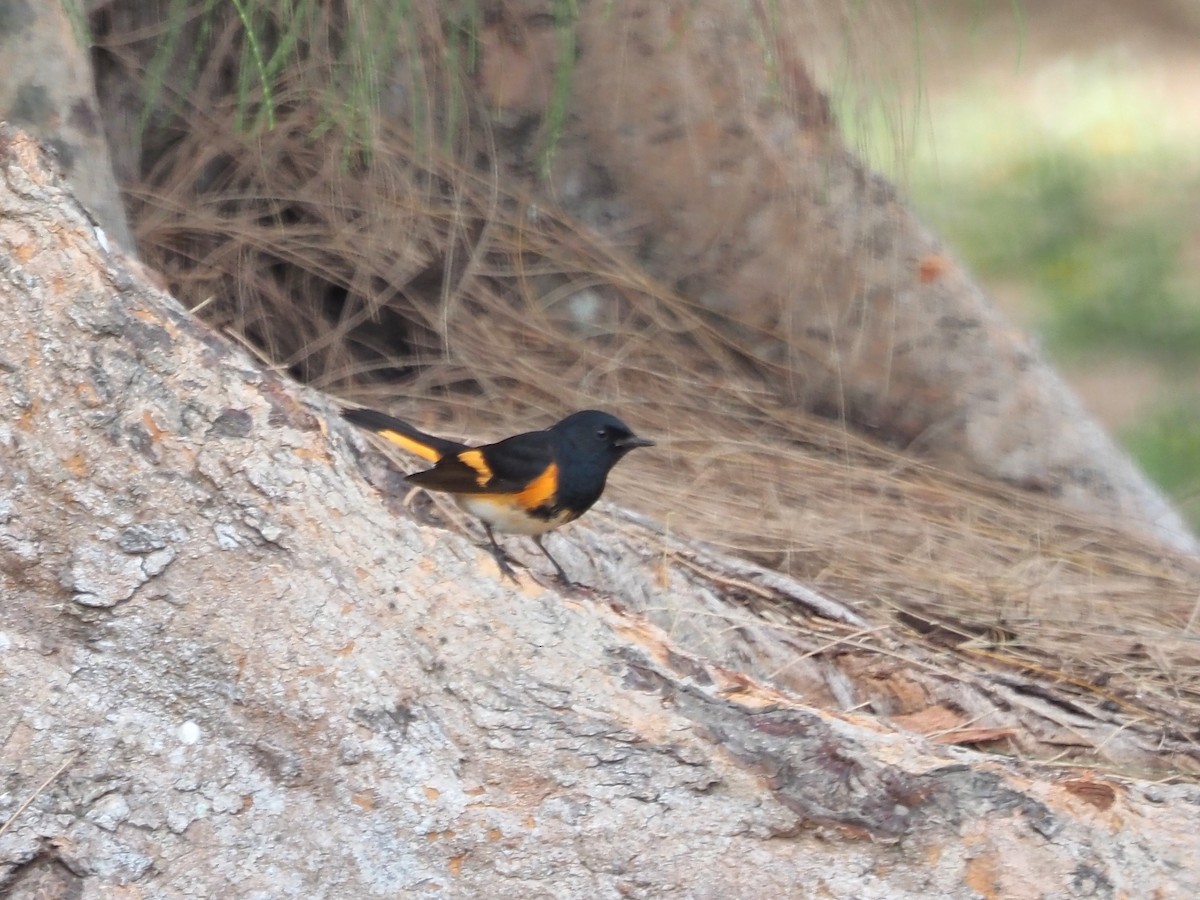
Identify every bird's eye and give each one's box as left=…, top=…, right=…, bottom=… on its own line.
left=595, top=427, right=609, bottom=440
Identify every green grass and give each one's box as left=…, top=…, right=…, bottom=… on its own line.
left=839, top=50, right=1200, bottom=528
left=921, top=150, right=1200, bottom=362
left=1124, top=401, right=1200, bottom=528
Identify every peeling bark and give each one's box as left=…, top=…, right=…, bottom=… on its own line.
left=2, top=126, right=1199, bottom=898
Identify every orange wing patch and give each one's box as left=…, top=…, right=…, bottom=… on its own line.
left=516, top=462, right=558, bottom=509
left=457, top=449, right=494, bottom=486
left=377, top=429, right=443, bottom=462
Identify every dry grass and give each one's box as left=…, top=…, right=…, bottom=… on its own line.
left=116, top=8, right=1200, bottom=776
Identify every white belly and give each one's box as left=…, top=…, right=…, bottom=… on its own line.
left=457, top=496, right=577, bottom=535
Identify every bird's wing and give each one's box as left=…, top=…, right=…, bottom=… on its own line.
left=406, top=431, right=557, bottom=502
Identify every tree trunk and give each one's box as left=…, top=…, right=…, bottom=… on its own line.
left=0, top=0, right=135, bottom=253
left=541, top=0, right=1194, bottom=552
left=2, top=126, right=1198, bottom=898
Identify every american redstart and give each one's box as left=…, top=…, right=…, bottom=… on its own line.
left=342, top=407, right=653, bottom=583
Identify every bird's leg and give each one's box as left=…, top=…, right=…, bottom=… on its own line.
left=532, top=535, right=572, bottom=585
left=483, top=524, right=519, bottom=583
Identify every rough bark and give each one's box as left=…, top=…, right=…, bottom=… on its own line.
left=2, top=127, right=1199, bottom=898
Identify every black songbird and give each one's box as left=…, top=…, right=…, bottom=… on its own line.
left=342, top=407, right=653, bottom=582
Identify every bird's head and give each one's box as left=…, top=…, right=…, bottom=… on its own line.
left=551, top=410, right=654, bottom=464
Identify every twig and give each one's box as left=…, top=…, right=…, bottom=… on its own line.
left=0, top=751, right=79, bottom=839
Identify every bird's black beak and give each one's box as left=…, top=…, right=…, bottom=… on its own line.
left=616, top=434, right=654, bottom=450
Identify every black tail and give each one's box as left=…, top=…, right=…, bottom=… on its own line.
left=341, top=407, right=466, bottom=462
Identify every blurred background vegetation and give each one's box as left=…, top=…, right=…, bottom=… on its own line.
left=77, top=0, right=1200, bottom=531
left=832, top=1, right=1200, bottom=527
